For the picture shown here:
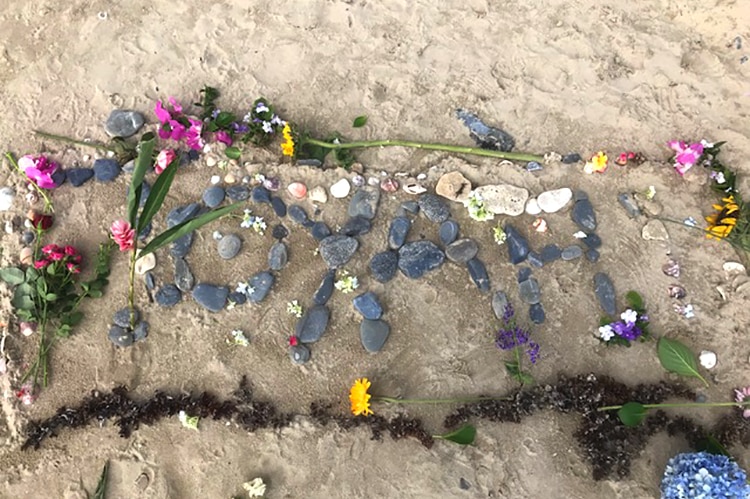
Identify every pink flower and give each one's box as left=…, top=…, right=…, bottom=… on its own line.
left=19, top=155, right=60, bottom=189
left=667, top=140, right=704, bottom=176
left=110, top=220, right=135, bottom=252
left=64, top=245, right=77, bottom=256
left=49, top=251, right=64, bottom=261
left=66, top=262, right=80, bottom=274
left=33, top=259, right=49, bottom=269
left=215, top=130, right=233, bottom=146
left=155, top=149, right=177, bottom=175
left=735, top=386, right=750, bottom=418
left=19, top=322, right=36, bottom=337
left=41, top=244, right=58, bottom=254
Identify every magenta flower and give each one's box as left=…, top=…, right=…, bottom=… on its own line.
left=110, top=220, right=135, bottom=252
left=18, top=155, right=60, bottom=189
left=33, top=259, right=49, bottom=270
left=185, top=118, right=205, bottom=151
left=66, top=262, right=80, bottom=274
left=667, top=140, right=704, bottom=176
left=215, top=130, right=233, bottom=146
left=155, top=98, right=188, bottom=141
left=155, top=149, right=177, bottom=175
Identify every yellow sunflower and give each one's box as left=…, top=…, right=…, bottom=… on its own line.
left=281, top=123, right=295, bottom=157
left=349, top=378, right=373, bottom=416
left=705, top=196, right=740, bottom=240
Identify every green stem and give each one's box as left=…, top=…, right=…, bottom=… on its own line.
left=598, top=401, right=750, bottom=412
left=127, top=246, right=138, bottom=329
left=375, top=396, right=511, bottom=405
left=303, top=138, right=546, bottom=163
left=34, top=131, right=114, bottom=151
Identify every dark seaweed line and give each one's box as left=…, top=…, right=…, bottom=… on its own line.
left=22, top=374, right=750, bottom=481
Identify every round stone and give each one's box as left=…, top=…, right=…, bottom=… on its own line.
left=439, top=220, right=459, bottom=245
left=108, top=326, right=134, bottom=347
left=217, top=234, right=242, bottom=260
left=319, top=235, right=358, bottom=268
left=289, top=345, right=311, bottom=365
left=445, top=239, right=478, bottom=264
left=370, top=251, right=398, bottom=283
left=155, top=284, right=182, bottom=307
left=113, top=307, right=139, bottom=328
left=268, top=242, right=288, bottom=270
left=105, top=110, right=145, bottom=138
left=202, top=186, right=225, bottom=208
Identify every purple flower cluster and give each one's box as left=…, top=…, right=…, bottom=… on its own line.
left=495, top=303, right=540, bottom=364
left=598, top=308, right=648, bottom=343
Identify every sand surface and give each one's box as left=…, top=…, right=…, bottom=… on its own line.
left=1, top=1, right=750, bottom=497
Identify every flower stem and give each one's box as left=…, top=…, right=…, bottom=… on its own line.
left=597, top=401, right=750, bottom=412
left=127, top=247, right=138, bottom=329
left=34, top=131, right=114, bottom=151
left=303, top=138, right=546, bottom=163
left=374, top=396, right=512, bottom=405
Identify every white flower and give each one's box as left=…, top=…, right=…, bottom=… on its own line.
left=286, top=300, right=303, bottom=318
left=700, top=139, right=714, bottom=148
left=598, top=325, right=615, bottom=341
left=178, top=411, right=199, bottom=430
left=334, top=272, right=359, bottom=294
left=270, top=115, right=284, bottom=126
left=715, top=172, right=726, bottom=184
left=620, top=309, right=638, bottom=325
left=230, top=329, right=250, bottom=347
left=236, top=281, right=250, bottom=295
left=255, top=103, right=270, bottom=114
left=262, top=121, right=273, bottom=134
left=242, top=112, right=253, bottom=123
left=242, top=477, right=266, bottom=497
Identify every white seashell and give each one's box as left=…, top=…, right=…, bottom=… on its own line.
left=210, top=175, right=221, bottom=185
left=525, top=198, right=541, bottom=215
left=206, top=156, right=217, bottom=167
left=134, top=251, right=156, bottom=275
left=4, top=221, right=13, bottom=234
left=403, top=180, right=427, bottom=195
left=367, top=176, right=380, bottom=186
left=573, top=231, right=587, bottom=239
left=723, top=261, right=746, bottom=276
left=417, top=173, right=427, bottom=180
left=716, top=285, right=728, bottom=301
left=0, top=187, right=15, bottom=211
left=329, top=178, right=351, bottom=198
left=699, top=350, right=717, bottom=369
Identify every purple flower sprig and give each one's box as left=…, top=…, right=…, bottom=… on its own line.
left=495, top=302, right=540, bottom=385
left=597, top=291, right=651, bottom=347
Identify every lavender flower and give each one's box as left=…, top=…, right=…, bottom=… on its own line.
left=232, top=122, right=250, bottom=134
left=495, top=312, right=539, bottom=364
left=211, top=108, right=221, bottom=119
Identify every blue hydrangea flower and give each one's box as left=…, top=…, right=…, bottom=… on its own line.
left=661, top=451, right=750, bottom=498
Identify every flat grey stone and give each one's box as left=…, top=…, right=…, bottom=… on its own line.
left=268, top=242, right=288, bottom=270
left=418, top=193, right=450, bottom=223
left=348, top=188, right=381, bottom=220
left=593, top=272, right=616, bottom=316
left=192, top=283, right=229, bottom=312
left=352, top=291, right=383, bottom=320
left=313, top=269, right=336, bottom=306
left=105, top=110, right=145, bottom=138
left=370, top=251, right=398, bottom=283
left=295, top=305, right=330, bottom=343
left=108, top=325, right=134, bottom=347
left=174, top=257, right=195, bottom=292
left=561, top=245, right=583, bottom=261
left=445, top=238, right=478, bottom=264
left=398, top=240, right=445, bottom=279
left=319, top=235, right=358, bottom=268
left=518, top=278, right=541, bottom=304
left=360, top=319, right=390, bottom=353
left=155, top=284, right=181, bottom=307
left=217, top=234, right=242, bottom=260
left=388, top=217, right=411, bottom=250
left=247, top=272, right=274, bottom=303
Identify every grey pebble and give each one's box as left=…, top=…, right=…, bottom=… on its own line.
left=360, top=319, right=391, bottom=353
left=529, top=303, right=545, bottom=324
left=174, top=258, right=195, bottom=292
left=271, top=196, right=287, bottom=217
left=21, top=231, right=35, bottom=245
left=439, top=220, right=459, bottom=245
left=369, top=250, right=399, bottom=283
left=586, top=248, right=600, bottom=262
left=251, top=186, right=271, bottom=204
left=313, top=269, right=336, bottom=306
left=540, top=244, right=562, bottom=263
left=445, top=238, right=479, bottom=264
left=348, top=188, right=381, bottom=220
left=562, top=153, right=582, bottom=164
left=170, top=232, right=194, bottom=258
left=217, top=234, right=242, bottom=260
left=571, top=199, right=597, bottom=232
left=268, top=242, right=288, bottom=270
left=247, top=272, right=275, bottom=303
left=617, top=192, right=641, bottom=218
left=113, top=307, right=139, bottom=329
left=517, top=267, right=532, bottom=283
left=492, top=291, right=510, bottom=320
left=388, top=217, right=411, bottom=250
left=593, top=272, right=616, bottom=316
left=133, top=321, right=149, bottom=342
left=339, top=216, right=371, bottom=236
left=202, top=186, right=225, bottom=208
left=155, top=284, right=182, bottom=307
left=319, top=235, right=359, bottom=268
left=353, top=291, right=383, bottom=320
left=398, top=240, right=445, bottom=279
left=145, top=272, right=156, bottom=290
left=401, top=200, right=419, bottom=214
left=467, top=257, right=490, bottom=292
left=583, top=233, right=602, bottom=249
left=296, top=305, right=330, bottom=343
left=561, top=245, right=583, bottom=261
left=272, top=224, right=289, bottom=240
left=66, top=168, right=95, bottom=187
left=93, top=159, right=120, bottom=182
left=105, top=110, right=144, bottom=138
left=167, top=203, right=201, bottom=227
left=528, top=251, right=544, bottom=268
left=417, top=193, right=450, bottom=223
left=192, top=283, right=229, bottom=312
left=518, top=278, right=541, bottom=305
left=226, top=185, right=250, bottom=202
left=289, top=344, right=311, bottom=364
left=505, top=224, right=530, bottom=264
left=288, top=204, right=312, bottom=226
left=108, top=325, right=134, bottom=347
left=311, top=221, right=332, bottom=241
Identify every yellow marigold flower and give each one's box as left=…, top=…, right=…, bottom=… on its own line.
left=281, top=123, right=295, bottom=157
left=583, top=151, right=608, bottom=174
left=705, top=196, right=740, bottom=240
left=349, top=378, right=373, bottom=416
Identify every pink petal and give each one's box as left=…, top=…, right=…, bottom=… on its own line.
left=215, top=130, right=233, bottom=146
left=666, top=141, right=685, bottom=152
left=675, top=152, right=698, bottom=165
left=18, top=155, right=36, bottom=171
left=168, top=96, right=183, bottom=114
left=674, top=163, right=692, bottom=176
left=154, top=101, right=171, bottom=123
left=689, top=143, right=704, bottom=156
left=158, top=127, right=171, bottom=140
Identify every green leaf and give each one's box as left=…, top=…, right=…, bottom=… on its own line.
left=139, top=203, right=241, bottom=257
left=505, top=361, right=534, bottom=385
left=45, top=293, right=57, bottom=302
left=696, top=435, right=730, bottom=457
left=87, top=289, right=103, bottom=299
left=137, top=156, right=180, bottom=233
left=352, top=115, right=368, bottom=128
left=625, top=291, right=644, bottom=310
left=127, top=132, right=156, bottom=227
left=0, top=267, right=25, bottom=285
left=25, top=267, right=38, bottom=282
left=92, top=461, right=109, bottom=499
left=435, top=425, right=476, bottom=445
left=225, top=146, right=241, bottom=160
left=214, top=111, right=235, bottom=129
left=505, top=361, right=520, bottom=376
left=658, top=337, right=709, bottom=387
left=56, top=324, right=71, bottom=338
left=11, top=293, right=34, bottom=310
left=64, top=311, right=84, bottom=326
left=617, top=402, right=647, bottom=427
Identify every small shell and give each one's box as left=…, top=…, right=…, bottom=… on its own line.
left=20, top=247, right=33, bottom=265
left=403, top=179, right=427, bottom=195
left=699, top=350, right=717, bottom=369
left=287, top=182, right=307, bottom=199
left=263, top=177, right=281, bottom=192
left=330, top=178, right=351, bottom=198
left=210, top=175, right=221, bottom=185
left=716, top=285, right=728, bottom=301
left=667, top=284, right=687, bottom=299
left=662, top=259, right=680, bottom=278
left=367, top=176, right=380, bottom=186
left=380, top=178, right=399, bottom=193
left=351, top=175, right=365, bottom=188
left=532, top=218, right=547, bottom=233
left=224, top=174, right=236, bottom=184
left=206, top=156, right=218, bottom=167
left=134, top=251, right=156, bottom=275
left=723, top=261, right=746, bottom=276
left=416, top=173, right=427, bottom=180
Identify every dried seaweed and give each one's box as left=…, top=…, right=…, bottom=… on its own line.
left=22, top=373, right=750, bottom=482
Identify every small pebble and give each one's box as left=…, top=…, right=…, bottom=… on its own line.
left=313, top=269, right=336, bottom=306
left=192, top=283, right=229, bottom=312
left=526, top=161, right=543, bottom=172
left=226, top=185, right=250, bottom=202
left=287, top=182, right=307, bottom=199
left=518, top=278, right=541, bottom=304
left=93, top=159, right=120, bottom=182
left=439, top=220, right=459, bottom=245
left=561, top=245, right=583, bottom=261
left=21, top=231, right=35, bottom=245
left=145, top=272, right=156, bottom=290
left=467, top=257, right=490, bottom=292
left=370, top=250, right=399, bottom=283
left=246, top=272, right=275, bottom=303
left=268, top=242, right=288, bottom=270
left=251, top=186, right=272, bottom=204
left=585, top=249, right=600, bottom=262
left=527, top=252, right=544, bottom=268
left=133, top=321, right=149, bottom=342
left=271, top=196, right=287, bottom=217
left=108, top=326, right=134, bottom=347
left=289, top=344, right=311, bottom=364
left=217, top=234, right=242, bottom=260
left=155, top=284, right=182, bottom=307
left=562, top=153, right=582, bottom=164
left=210, top=175, right=221, bottom=185
left=202, top=186, right=225, bottom=208
left=113, top=308, right=139, bottom=328
left=360, top=319, right=391, bottom=353
left=388, top=217, right=411, bottom=250
left=311, top=221, right=332, bottom=241
left=529, top=303, right=545, bottom=324
left=699, top=350, right=717, bottom=369
left=517, top=267, right=532, bottom=283
left=339, top=216, right=372, bottom=236
left=174, top=258, right=195, bottom=292
left=351, top=175, right=365, bottom=188
left=0, top=187, right=14, bottom=211
left=401, top=201, right=419, bottom=214
left=353, top=291, right=383, bottom=320
left=272, top=224, right=289, bottom=240
left=308, top=186, right=328, bottom=203
left=289, top=204, right=312, bottom=226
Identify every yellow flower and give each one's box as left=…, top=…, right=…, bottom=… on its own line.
left=705, top=195, right=740, bottom=240
left=349, top=378, right=373, bottom=416
left=583, top=151, right=608, bottom=174
left=281, top=123, right=295, bottom=157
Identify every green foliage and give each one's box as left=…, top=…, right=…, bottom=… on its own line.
left=625, top=291, right=644, bottom=311
left=139, top=203, right=240, bottom=257
left=435, top=425, right=476, bottom=445
left=696, top=435, right=730, bottom=457
left=505, top=360, right=534, bottom=385
left=137, top=157, right=180, bottom=233
left=617, top=402, right=647, bottom=427
left=657, top=337, right=709, bottom=387
left=195, top=85, right=220, bottom=120
left=88, top=461, right=109, bottom=499
left=127, top=133, right=155, bottom=227
left=225, top=146, right=241, bottom=160
left=352, top=115, right=368, bottom=128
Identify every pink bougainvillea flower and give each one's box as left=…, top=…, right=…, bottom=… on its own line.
left=110, top=220, right=135, bottom=252
left=667, top=140, right=704, bottom=176
left=19, top=155, right=60, bottom=189
left=155, top=149, right=177, bottom=175
left=66, top=262, right=80, bottom=274
left=215, top=130, right=233, bottom=146
left=185, top=118, right=205, bottom=151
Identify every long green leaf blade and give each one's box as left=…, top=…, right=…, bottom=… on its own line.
left=137, top=157, right=180, bottom=233
left=617, top=402, right=647, bottom=427
left=127, top=132, right=156, bottom=226
left=93, top=461, right=109, bottom=499
left=657, top=337, right=709, bottom=387
left=435, top=425, right=476, bottom=445
left=139, top=203, right=240, bottom=257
